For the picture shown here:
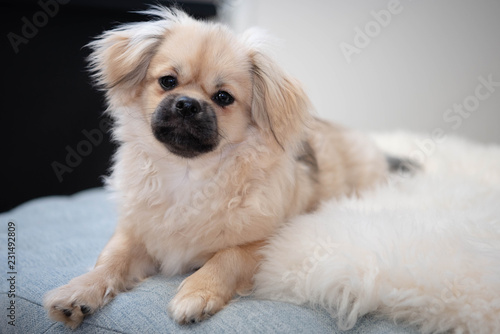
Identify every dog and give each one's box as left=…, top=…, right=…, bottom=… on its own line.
left=44, top=7, right=394, bottom=328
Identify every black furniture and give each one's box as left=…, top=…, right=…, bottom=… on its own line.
left=0, top=0, right=217, bottom=211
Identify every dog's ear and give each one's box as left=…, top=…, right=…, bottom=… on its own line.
left=87, top=7, right=189, bottom=98
left=242, top=29, right=312, bottom=151
left=87, top=23, right=163, bottom=93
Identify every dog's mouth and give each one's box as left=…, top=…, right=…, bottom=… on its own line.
left=153, top=125, right=219, bottom=158
left=151, top=95, right=219, bottom=158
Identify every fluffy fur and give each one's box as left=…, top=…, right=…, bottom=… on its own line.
left=43, top=7, right=390, bottom=329
left=254, top=133, right=500, bottom=333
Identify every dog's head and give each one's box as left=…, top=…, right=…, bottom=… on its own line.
left=89, top=7, right=311, bottom=159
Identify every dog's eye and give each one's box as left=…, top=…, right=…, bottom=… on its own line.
left=212, top=91, right=234, bottom=107
left=159, top=76, right=177, bottom=90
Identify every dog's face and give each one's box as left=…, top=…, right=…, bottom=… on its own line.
left=144, top=25, right=253, bottom=158
left=89, top=9, right=311, bottom=159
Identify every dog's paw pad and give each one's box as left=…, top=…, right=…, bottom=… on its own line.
left=48, top=304, right=85, bottom=329
left=80, top=305, right=91, bottom=315
left=62, top=309, right=73, bottom=317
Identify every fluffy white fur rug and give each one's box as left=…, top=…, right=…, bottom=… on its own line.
left=254, top=133, right=500, bottom=334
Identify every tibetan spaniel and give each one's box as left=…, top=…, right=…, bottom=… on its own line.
left=44, top=7, right=402, bottom=328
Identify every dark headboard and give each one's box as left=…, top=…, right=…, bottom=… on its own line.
left=1, top=0, right=217, bottom=211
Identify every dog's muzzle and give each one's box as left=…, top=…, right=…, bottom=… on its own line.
left=151, top=95, right=219, bottom=158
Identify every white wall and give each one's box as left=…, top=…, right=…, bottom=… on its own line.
left=220, top=0, right=500, bottom=144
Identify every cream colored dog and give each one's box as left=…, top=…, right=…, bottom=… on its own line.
left=44, top=8, right=391, bottom=328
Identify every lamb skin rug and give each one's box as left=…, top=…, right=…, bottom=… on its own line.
left=254, top=133, right=500, bottom=334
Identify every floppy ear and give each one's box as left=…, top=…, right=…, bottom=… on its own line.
left=243, top=29, right=312, bottom=151
left=87, top=7, right=189, bottom=99
left=87, top=23, right=165, bottom=98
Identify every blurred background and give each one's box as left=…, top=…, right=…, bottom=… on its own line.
left=1, top=0, right=499, bottom=211
left=221, top=0, right=500, bottom=142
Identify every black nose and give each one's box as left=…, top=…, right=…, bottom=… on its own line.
left=175, top=96, right=201, bottom=117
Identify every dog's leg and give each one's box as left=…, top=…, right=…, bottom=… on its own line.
left=44, top=231, right=155, bottom=329
left=169, top=240, right=264, bottom=324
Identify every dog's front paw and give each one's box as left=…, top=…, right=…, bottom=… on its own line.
left=168, top=278, right=228, bottom=324
left=43, top=273, right=112, bottom=329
